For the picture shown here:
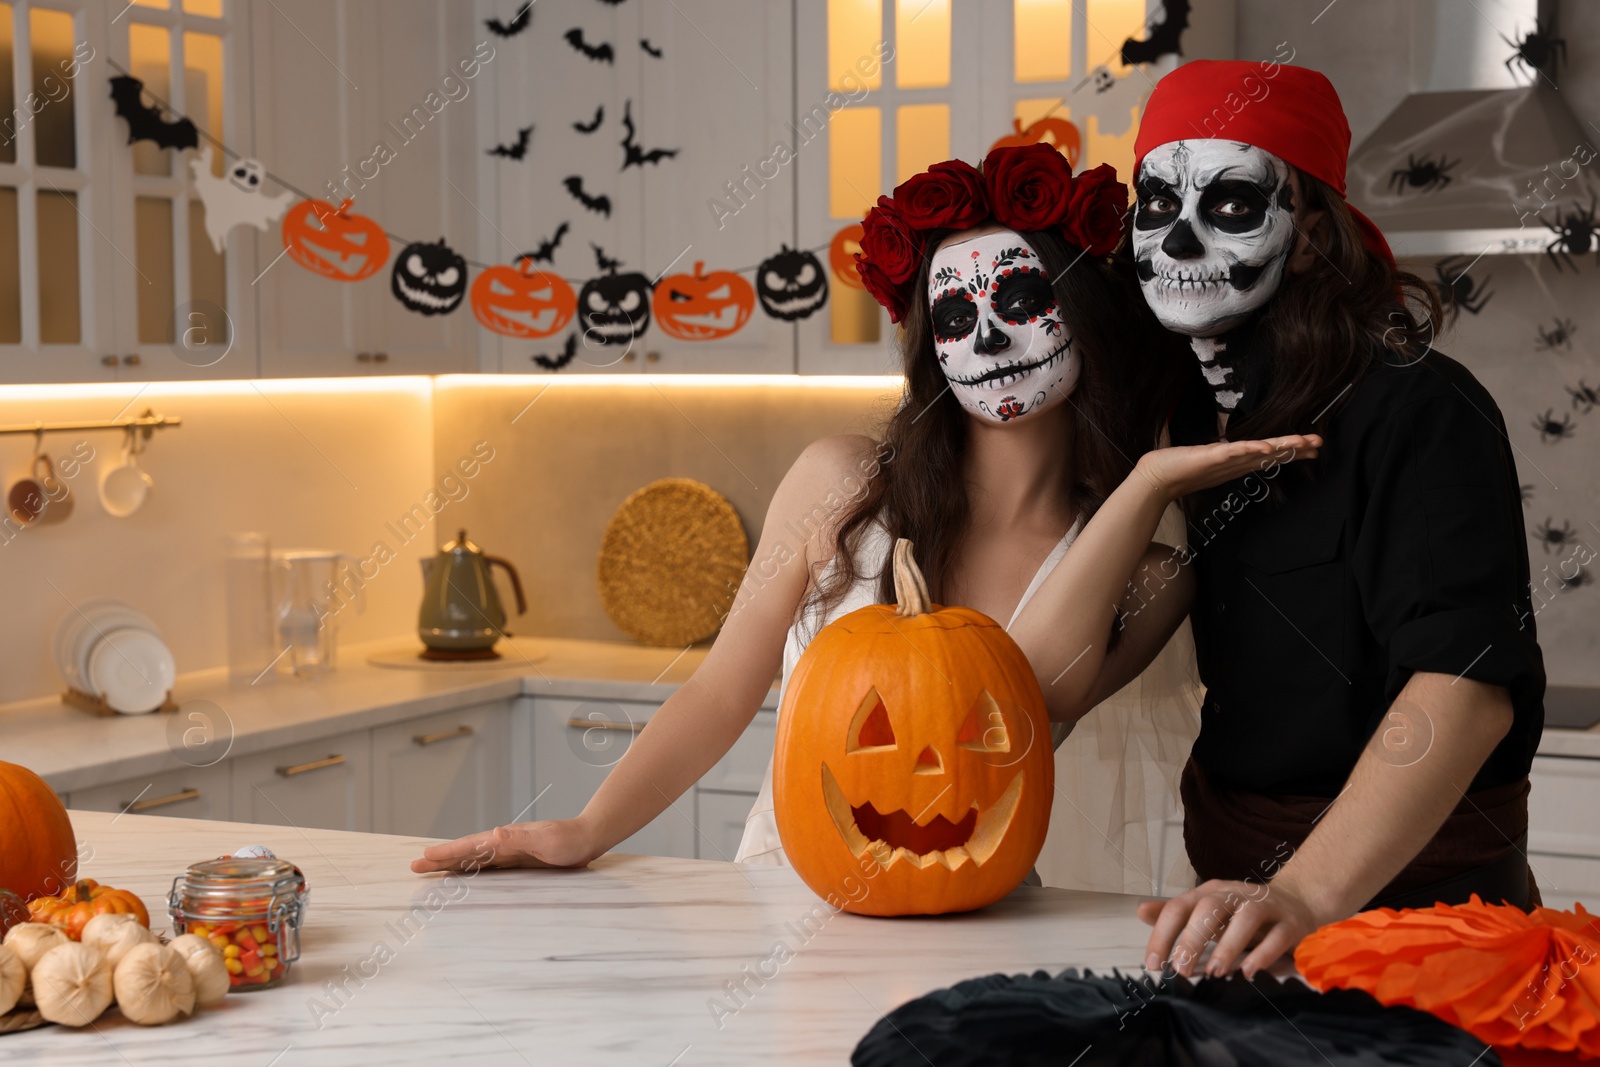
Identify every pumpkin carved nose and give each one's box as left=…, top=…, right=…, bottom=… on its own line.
left=913, top=745, right=944, bottom=775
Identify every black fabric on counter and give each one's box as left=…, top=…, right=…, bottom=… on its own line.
left=1169, top=320, right=1545, bottom=797
left=851, top=970, right=1499, bottom=1067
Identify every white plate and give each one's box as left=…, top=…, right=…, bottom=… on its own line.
left=63, top=600, right=160, bottom=693
left=53, top=598, right=150, bottom=691
left=87, top=627, right=175, bottom=714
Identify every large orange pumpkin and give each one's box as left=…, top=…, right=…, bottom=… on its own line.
left=470, top=256, right=577, bottom=339
left=651, top=262, right=756, bottom=341
left=28, top=879, right=150, bottom=940
left=0, top=760, right=77, bottom=901
left=282, top=198, right=391, bottom=282
left=774, top=539, right=1054, bottom=916
left=988, top=115, right=1082, bottom=168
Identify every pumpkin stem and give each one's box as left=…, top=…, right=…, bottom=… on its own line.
left=892, top=538, right=932, bottom=617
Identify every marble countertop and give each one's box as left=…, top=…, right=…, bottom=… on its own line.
left=2, top=810, right=1161, bottom=1065
left=4, top=635, right=780, bottom=794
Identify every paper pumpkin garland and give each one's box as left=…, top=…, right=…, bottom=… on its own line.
left=652, top=262, right=755, bottom=341
left=282, top=198, right=391, bottom=282
left=988, top=115, right=1082, bottom=169
left=189, top=146, right=293, bottom=254
left=756, top=245, right=828, bottom=321
left=829, top=223, right=867, bottom=289
left=469, top=256, right=576, bottom=338
left=391, top=239, right=467, bottom=315
left=1295, top=896, right=1600, bottom=1060
left=578, top=248, right=653, bottom=346
left=109, top=75, right=198, bottom=150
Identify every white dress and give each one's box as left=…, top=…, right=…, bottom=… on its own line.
left=734, top=518, right=1081, bottom=864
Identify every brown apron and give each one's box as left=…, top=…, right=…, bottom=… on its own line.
left=1180, top=758, right=1541, bottom=910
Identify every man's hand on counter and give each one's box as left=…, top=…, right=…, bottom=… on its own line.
left=1136, top=877, right=1323, bottom=978
left=411, top=818, right=596, bottom=873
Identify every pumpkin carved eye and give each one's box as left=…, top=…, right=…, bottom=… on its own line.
left=847, top=688, right=896, bottom=752
left=957, top=691, right=1011, bottom=753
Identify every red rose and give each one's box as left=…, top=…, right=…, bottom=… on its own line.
left=856, top=257, right=910, bottom=324
left=891, top=160, right=989, bottom=231
left=1060, top=163, right=1129, bottom=256
left=982, top=143, right=1074, bottom=233
left=858, top=198, right=923, bottom=285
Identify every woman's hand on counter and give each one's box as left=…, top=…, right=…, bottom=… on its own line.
left=1136, top=876, right=1323, bottom=978
left=410, top=818, right=597, bottom=873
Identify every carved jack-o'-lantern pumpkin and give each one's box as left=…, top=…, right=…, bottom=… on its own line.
left=756, top=245, right=829, bottom=321
left=281, top=198, right=391, bottom=282
left=392, top=238, right=467, bottom=315
left=774, top=540, right=1054, bottom=916
left=652, top=262, right=756, bottom=341
left=829, top=224, right=867, bottom=290
left=469, top=256, right=577, bottom=338
left=988, top=115, right=1082, bottom=168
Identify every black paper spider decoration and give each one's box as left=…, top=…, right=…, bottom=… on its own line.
left=1502, top=20, right=1565, bottom=82
left=1532, top=408, right=1575, bottom=443
left=1433, top=255, right=1493, bottom=319
left=1559, top=566, right=1594, bottom=592
left=1388, top=153, right=1457, bottom=195
left=1545, top=196, right=1598, bottom=273
left=1568, top=380, right=1600, bottom=414
left=1519, top=483, right=1534, bottom=507
left=1535, top=317, right=1577, bottom=351
left=1534, top=517, right=1577, bottom=553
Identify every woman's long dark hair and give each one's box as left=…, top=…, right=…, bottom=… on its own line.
left=1223, top=172, right=1444, bottom=443
left=807, top=228, right=1188, bottom=618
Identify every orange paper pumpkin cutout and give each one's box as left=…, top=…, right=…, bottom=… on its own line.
left=652, top=262, right=756, bottom=341
left=469, top=256, right=577, bottom=339
left=282, top=198, right=390, bottom=282
left=829, top=224, right=867, bottom=290
left=988, top=116, right=1082, bottom=169
left=1295, top=896, right=1600, bottom=1060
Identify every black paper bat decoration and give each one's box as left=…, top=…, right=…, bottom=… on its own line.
left=563, top=176, right=611, bottom=217
left=595, top=0, right=628, bottom=5
left=640, top=38, right=663, bottom=58
left=591, top=243, right=623, bottom=273
left=485, top=2, right=533, bottom=37
left=533, top=334, right=578, bottom=371
left=565, top=28, right=615, bottom=64
left=573, top=106, right=605, bottom=134
left=523, top=222, right=570, bottom=264
left=1120, top=0, right=1191, bottom=66
left=109, top=75, right=199, bottom=151
left=486, top=125, right=534, bottom=160
left=619, top=101, right=678, bottom=170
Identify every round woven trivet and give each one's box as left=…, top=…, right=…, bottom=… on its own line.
left=0, top=1008, right=48, bottom=1034
left=597, top=478, right=749, bottom=646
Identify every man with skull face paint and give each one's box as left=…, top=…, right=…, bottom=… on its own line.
left=1129, top=62, right=1546, bottom=979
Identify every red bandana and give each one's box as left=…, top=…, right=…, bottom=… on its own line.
left=1134, top=60, right=1394, bottom=265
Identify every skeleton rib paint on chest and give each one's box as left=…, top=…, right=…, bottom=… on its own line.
left=927, top=230, right=1078, bottom=424
left=1133, top=140, right=1296, bottom=343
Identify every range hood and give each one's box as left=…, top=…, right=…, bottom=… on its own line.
left=1346, top=0, right=1599, bottom=258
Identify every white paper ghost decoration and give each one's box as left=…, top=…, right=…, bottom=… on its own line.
left=190, top=145, right=294, bottom=254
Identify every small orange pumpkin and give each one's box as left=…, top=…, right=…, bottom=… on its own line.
left=282, top=198, right=392, bottom=282
left=652, top=262, right=756, bottom=341
left=27, top=878, right=151, bottom=940
left=0, top=760, right=77, bottom=901
left=470, top=256, right=578, bottom=338
left=989, top=115, right=1082, bottom=169
left=829, top=223, right=867, bottom=290
left=774, top=539, right=1055, bottom=916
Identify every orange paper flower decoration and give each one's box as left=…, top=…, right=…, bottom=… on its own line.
left=1295, top=895, right=1600, bottom=1059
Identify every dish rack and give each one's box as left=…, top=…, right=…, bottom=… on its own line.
left=61, top=686, right=179, bottom=718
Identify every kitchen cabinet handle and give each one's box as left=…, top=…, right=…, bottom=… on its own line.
left=275, top=754, right=346, bottom=777
left=566, top=716, right=646, bottom=734
left=122, top=788, right=200, bottom=812
left=413, top=724, right=475, bottom=746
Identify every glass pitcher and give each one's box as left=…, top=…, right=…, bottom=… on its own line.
left=271, top=550, right=363, bottom=677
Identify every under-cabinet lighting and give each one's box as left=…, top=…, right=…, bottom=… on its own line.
left=434, top=374, right=904, bottom=389
left=0, top=377, right=435, bottom=401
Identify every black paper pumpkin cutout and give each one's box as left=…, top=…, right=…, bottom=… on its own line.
left=756, top=245, right=828, bottom=321
left=578, top=271, right=653, bottom=346
left=392, top=238, right=467, bottom=316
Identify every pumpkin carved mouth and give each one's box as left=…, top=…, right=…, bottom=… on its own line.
left=820, top=763, right=1024, bottom=871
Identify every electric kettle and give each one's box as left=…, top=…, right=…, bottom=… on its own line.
left=417, top=529, right=527, bottom=657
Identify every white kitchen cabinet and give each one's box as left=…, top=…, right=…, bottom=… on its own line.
left=693, top=790, right=756, bottom=862
left=698, top=709, right=776, bottom=794
left=1529, top=754, right=1600, bottom=909
left=67, top=761, right=232, bottom=823
left=229, top=728, right=372, bottom=832
left=371, top=700, right=511, bottom=839
left=249, top=0, right=478, bottom=377
left=1529, top=852, right=1600, bottom=912
left=528, top=696, right=696, bottom=859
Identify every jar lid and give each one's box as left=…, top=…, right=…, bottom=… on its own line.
left=179, top=857, right=304, bottom=901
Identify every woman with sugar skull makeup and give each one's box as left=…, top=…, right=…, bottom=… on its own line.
left=1124, top=62, right=1546, bottom=979
left=412, top=144, right=1320, bottom=886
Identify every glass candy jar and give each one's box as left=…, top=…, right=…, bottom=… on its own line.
left=169, top=857, right=307, bottom=991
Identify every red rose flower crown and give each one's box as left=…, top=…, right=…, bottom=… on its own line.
left=854, top=143, right=1130, bottom=324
